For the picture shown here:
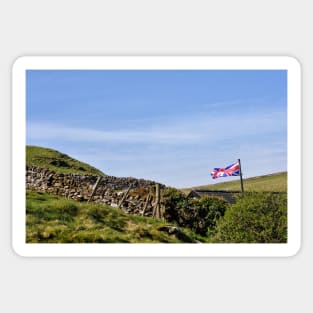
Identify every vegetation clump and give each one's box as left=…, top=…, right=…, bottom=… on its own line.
left=162, top=188, right=229, bottom=236
left=212, top=192, right=287, bottom=243
left=162, top=189, right=287, bottom=242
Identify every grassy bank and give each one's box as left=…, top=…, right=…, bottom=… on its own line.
left=26, top=190, right=207, bottom=243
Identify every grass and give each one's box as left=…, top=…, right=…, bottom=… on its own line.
left=26, top=145, right=105, bottom=176
left=181, top=172, right=287, bottom=193
left=26, top=190, right=207, bottom=243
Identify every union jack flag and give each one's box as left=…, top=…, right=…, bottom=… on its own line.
left=211, top=161, right=240, bottom=179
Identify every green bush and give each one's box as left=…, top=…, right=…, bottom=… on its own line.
left=212, top=192, right=287, bottom=243
left=162, top=188, right=189, bottom=225
left=192, top=196, right=229, bottom=235
left=162, top=188, right=229, bottom=235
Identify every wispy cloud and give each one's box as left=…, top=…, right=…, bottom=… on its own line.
left=27, top=122, right=202, bottom=145
left=27, top=107, right=286, bottom=147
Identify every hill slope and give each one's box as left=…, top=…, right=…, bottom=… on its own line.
left=182, top=172, right=287, bottom=193
left=26, top=190, right=206, bottom=243
left=26, top=145, right=105, bottom=176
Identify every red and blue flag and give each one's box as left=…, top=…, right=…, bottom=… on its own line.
left=211, top=161, right=240, bottom=179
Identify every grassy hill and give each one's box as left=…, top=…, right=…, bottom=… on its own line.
left=26, top=190, right=206, bottom=243
left=182, top=172, right=287, bottom=193
left=26, top=145, right=105, bottom=176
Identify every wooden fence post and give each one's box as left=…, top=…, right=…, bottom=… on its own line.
left=142, top=194, right=151, bottom=216
left=117, top=184, right=133, bottom=209
left=154, top=183, right=161, bottom=219
left=88, top=176, right=102, bottom=203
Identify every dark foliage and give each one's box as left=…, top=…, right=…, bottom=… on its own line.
left=162, top=188, right=229, bottom=235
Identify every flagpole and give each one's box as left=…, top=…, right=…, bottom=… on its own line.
left=238, top=158, right=244, bottom=193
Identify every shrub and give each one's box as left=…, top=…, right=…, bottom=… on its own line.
left=212, top=192, right=287, bottom=243
left=192, top=196, right=229, bottom=235
left=162, top=188, right=229, bottom=235
left=162, top=188, right=189, bottom=225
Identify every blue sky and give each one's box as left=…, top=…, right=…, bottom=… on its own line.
left=26, top=69, right=287, bottom=188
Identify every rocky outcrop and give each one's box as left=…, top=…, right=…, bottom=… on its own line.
left=26, top=166, right=165, bottom=216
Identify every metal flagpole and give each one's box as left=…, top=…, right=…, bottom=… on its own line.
left=238, top=158, right=244, bottom=193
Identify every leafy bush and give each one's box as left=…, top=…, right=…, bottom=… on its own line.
left=192, top=196, right=229, bottom=235
left=212, top=192, right=287, bottom=243
left=162, top=188, right=229, bottom=235
left=162, top=188, right=189, bottom=225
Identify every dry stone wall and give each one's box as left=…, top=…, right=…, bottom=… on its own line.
left=26, top=166, right=165, bottom=216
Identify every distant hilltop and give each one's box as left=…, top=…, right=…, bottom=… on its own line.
left=181, top=172, right=287, bottom=193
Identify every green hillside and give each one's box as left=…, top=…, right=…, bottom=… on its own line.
left=26, top=145, right=105, bottom=176
left=26, top=190, right=206, bottom=243
left=182, top=172, right=287, bottom=193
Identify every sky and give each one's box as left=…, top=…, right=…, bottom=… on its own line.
left=26, top=69, right=287, bottom=188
